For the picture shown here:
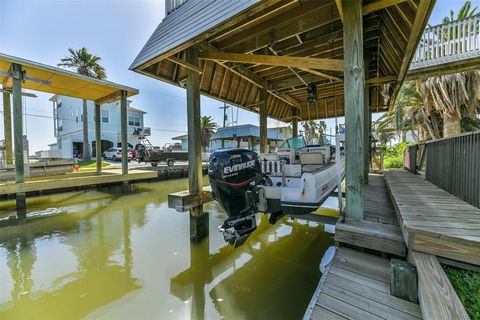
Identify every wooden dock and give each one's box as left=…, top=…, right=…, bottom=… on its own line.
left=305, top=247, right=422, bottom=320
left=307, top=173, right=471, bottom=320
left=384, top=170, right=480, bottom=266
left=336, top=174, right=406, bottom=257
left=0, top=169, right=157, bottom=196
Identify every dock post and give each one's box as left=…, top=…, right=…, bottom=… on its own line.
left=343, top=0, right=364, bottom=219
left=95, top=103, right=102, bottom=174
left=186, top=46, right=208, bottom=242
left=364, top=61, right=370, bottom=184
left=120, top=90, right=128, bottom=176
left=259, top=88, right=268, bottom=154
left=2, top=91, right=13, bottom=165
left=12, top=63, right=26, bottom=219
left=292, top=110, right=298, bottom=137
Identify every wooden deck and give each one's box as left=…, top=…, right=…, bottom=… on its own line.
left=0, top=169, right=157, bottom=196
left=305, top=247, right=422, bottom=320
left=336, top=174, right=406, bottom=257
left=384, top=170, right=480, bottom=266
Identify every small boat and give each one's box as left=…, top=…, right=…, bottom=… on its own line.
left=208, top=133, right=345, bottom=247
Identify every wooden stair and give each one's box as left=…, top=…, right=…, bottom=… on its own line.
left=335, top=218, right=406, bottom=257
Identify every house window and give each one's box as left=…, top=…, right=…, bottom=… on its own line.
left=128, top=115, right=140, bottom=126
left=102, top=110, right=109, bottom=123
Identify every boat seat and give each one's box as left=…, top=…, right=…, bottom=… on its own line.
left=300, top=147, right=330, bottom=165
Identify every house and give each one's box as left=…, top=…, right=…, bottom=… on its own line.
left=48, top=95, right=147, bottom=159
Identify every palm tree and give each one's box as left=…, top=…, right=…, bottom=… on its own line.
left=58, top=47, right=107, bottom=160
left=417, top=1, right=480, bottom=137
left=302, top=120, right=323, bottom=144
left=200, top=116, right=218, bottom=152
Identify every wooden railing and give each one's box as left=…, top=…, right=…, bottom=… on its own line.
left=410, top=15, right=480, bottom=70
left=404, top=131, right=480, bottom=209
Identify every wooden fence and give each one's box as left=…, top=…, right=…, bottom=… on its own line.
left=404, top=131, right=480, bottom=208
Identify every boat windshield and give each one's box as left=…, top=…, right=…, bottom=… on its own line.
left=279, top=135, right=306, bottom=151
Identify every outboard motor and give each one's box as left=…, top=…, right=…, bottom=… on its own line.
left=209, top=149, right=263, bottom=247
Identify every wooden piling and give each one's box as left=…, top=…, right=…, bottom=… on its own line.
left=259, top=88, right=268, bottom=154
left=12, top=63, right=24, bottom=184
left=95, top=103, right=102, bottom=174
left=2, top=92, right=13, bottom=165
left=186, top=46, right=208, bottom=240
left=120, top=90, right=128, bottom=175
left=364, top=61, right=370, bottom=184
left=343, top=0, right=364, bottom=219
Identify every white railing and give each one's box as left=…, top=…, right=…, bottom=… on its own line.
left=411, top=15, right=480, bottom=70
left=165, top=0, right=189, bottom=15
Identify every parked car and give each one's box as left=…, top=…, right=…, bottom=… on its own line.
left=102, top=147, right=133, bottom=161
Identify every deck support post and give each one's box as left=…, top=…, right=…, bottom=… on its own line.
left=2, top=91, right=13, bottom=165
left=186, top=46, right=208, bottom=242
left=95, top=103, right=102, bottom=174
left=12, top=63, right=26, bottom=219
left=120, top=90, right=128, bottom=175
left=343, top=0, right=364, bottom=219
left=292, top=110, right=298, bottom=137
left=364, top=62, right=370, bottom=184
left=259, top=88, right=268, bottom=154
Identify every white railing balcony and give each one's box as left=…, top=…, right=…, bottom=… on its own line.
left=410, top=15, right=480, bottom=70
left=165, top=0, right=189, bottom=16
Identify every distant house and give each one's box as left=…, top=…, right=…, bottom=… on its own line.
left=269, top=125, right=293, bottom=140
left=47, top=95, right=147, bottom=159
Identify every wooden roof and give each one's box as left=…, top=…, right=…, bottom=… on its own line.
left=131, top=0, right=435, bottom=121
left=1, top=53, right=138, bottom=104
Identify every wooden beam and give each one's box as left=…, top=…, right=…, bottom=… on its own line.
left=2, top=92, right=13, bottom=165
left=95, top=91, right=122, bottom=105
left=335, top=0, right=344, bottom=23
left=120, top=90, right=128, bottom=175
left=389, top=0, right=435, bottom=110
left=12, top=63, right=24, bottom=184
left=363, top=0, right=409, bottom=16
left=259, top=88, right=268, bottom=154
left=297, top=67, right=343, bottom=82
left=186, top=46, right=204, bottom=219
left=343, top=0, right=364, bottom=219
left=366, top=75, right=397, bottom=84
left=199, top=52, right=344, bottom=72
left=167, top=56, right=203, bottom=74
left=95, top=103, right=102, bottom=174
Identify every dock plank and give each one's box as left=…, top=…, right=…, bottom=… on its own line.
left=384, top=170, right=480, bottom=266
left=409, top=251, right=470, bottom=320
left=307, top=248, right=422, bottom=320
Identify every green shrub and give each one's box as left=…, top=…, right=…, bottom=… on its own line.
left=443, top=265, right=480, bottom=319
left=383, top=142, right=411, bottom=169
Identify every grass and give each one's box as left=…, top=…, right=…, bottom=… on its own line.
left=443, top=265, right=480, bottom=319
left=78, top=160, right=110, bottom=169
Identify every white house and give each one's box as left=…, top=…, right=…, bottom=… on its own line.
left=47, top=95, right=147, bottom=159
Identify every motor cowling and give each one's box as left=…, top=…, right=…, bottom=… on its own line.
left=208, top=149, right=263, bottom=246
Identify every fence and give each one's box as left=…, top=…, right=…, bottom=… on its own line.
left=410, top=14, right=480, bottom=70
left=404, top=131, right=480, bottom=208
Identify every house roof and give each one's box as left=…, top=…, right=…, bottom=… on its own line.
left=130, top=0, right=260, bottom=70
left=127, top=106, right=147, bottom=114
left=172, top=134, right=188, bottom=140
left=131, top=0, right=435, bottom=121
left=212, top=124, right=285, bottom=141
left=1, top=53, right=138, bottom=104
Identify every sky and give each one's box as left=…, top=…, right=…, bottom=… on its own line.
left=0, top=0, right=477, bottom=153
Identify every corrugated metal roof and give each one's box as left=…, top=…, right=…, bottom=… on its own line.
left=212, top=124, right=285, bottom=141
left=130, top=0, right=259, bottom=70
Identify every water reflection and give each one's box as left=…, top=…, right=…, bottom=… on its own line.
left=0, top=179, right=334, bottom=319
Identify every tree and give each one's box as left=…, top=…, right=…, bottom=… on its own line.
left=58, top=47, right=106, bottom=160
left=200, top=116, right=218, bottom=152
left=301, top=120, right=325, bottom=144
left=417, top=1, right=480, bottom=137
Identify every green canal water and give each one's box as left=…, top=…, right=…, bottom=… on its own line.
left=0, top=178, right=335, bottom=319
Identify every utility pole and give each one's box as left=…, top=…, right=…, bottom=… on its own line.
left=219, top=102, right=229, bottom=149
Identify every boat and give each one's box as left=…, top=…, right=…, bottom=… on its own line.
left=208, top=132, right=345, bottom=246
